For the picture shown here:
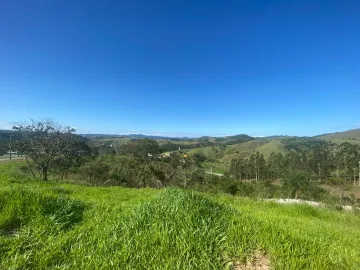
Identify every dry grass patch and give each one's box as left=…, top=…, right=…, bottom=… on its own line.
left=231, top=251, right=270, bottom=270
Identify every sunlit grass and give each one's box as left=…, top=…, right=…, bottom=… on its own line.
left=1, top=162, right=360, bottom=269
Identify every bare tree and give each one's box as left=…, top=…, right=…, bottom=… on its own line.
left=13, top=119, right=90, bottom=181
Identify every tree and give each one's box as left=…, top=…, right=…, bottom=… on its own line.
left=230, top=157, right=245, bottom=180
left=114, top=139, right=160, bottom=159
left=308, top=145, right=332, bottom=182
left=138, top=139, right=161, bottom=158
left=268, top=152, right=284, bottom=180
left=192, top=153, right=207, bottom=165
left=13, top=119, right=90, bottom=181
left=282, top=171, right=310, bottom=199
left=150, top=161, right=178, bottom=187
left=249, top=152, right=266, bottom=181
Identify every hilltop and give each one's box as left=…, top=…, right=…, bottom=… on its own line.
left=316, top=128, right=360, bottom=146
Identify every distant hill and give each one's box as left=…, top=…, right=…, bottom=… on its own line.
left=217, top=139, right=289, bottom=168
left=83, top=133, right=255, bottom=148
left=81, top=134, right=190, bottom=140
left=0, top=130, right=14, bottom=134
left=316, top=129, right=360, bottom=145
left=213, top=134, right=255, bottom=145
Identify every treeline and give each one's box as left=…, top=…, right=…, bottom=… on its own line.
left=0, top=131, right=21, bottom=155
left=10, top=120, right=205, bottom=188
left=230, top=140, right=360, bottom=184
left=158, top=141, right=215, bottom=152
left=76, top=139, right=211, bottom=188
left=9, top=120, right=360, bottom=205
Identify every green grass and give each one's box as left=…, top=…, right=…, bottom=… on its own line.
left=254, top=140, right=289, bottom=159
left=218, top=140, right=289, bottom=169
left=1, top=162, right=360, bottom=269
left=319, top=129, right=360, bottom=141
left=187, top=146, right=220, bottom=160
left=225, top=139, right=269, bottom=154
left=212, top=195, right=360, bottom=269
left=225, top=140, right=288, bottom=158
left=201, top=162, right=226, bottom=174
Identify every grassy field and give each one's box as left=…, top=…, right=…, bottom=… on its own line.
left=319, top=129, right=360, bottom=141
left=217, top=140, right=289, bottom=170
left=187, top=146, right=221, bottom=160
left=1, top=161, right=360, bottom=269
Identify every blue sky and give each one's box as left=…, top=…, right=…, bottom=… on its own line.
left=1, top=0, right=359, bottom=137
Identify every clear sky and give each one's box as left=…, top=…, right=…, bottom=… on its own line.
left=1, top=0, right=359, bottom=137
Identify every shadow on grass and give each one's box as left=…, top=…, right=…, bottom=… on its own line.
left=0, top=188, right=86, bottom=236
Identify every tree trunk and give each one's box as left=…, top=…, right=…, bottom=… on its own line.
left=142, top=175, right=147, bottom=188
left=25, top=156, right=36, bottom=178
left=354, top=169, right=356, bottom=186
left=183, top=174, right=187, bottom=188
left=42, top=166, right=48, bottom=181
left=358, top=161, right=360, bottom=187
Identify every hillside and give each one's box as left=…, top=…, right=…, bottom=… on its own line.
left=317, top=129, right=360, bottom=144
left=217, top=140, right=288, bottom=168
left=187, top=146, right=223, bottom=160
left=1, top=161, right=360, bottom=269
left=82, top=128, right=360, bottom=150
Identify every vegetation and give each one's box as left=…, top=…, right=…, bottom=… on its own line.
left=318, top=128, right=360, bottom=141
left=0, top=130, right=20, bottom=156
left=12, top=120, right=90, bottom=181
left=2, top=120, right=360, bottom=268
left=1, top=162, right=360, bottom=269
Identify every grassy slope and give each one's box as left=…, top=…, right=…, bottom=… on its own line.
left=318, top=129, right=360, bottom=145
left=319, top=129, right=360, bottom=140
left=1, top=162, right=360, bottom=269
left=249, top=140, right=288, bottom=159
left=217, top=140, right=289, bottom=170
left=187, top=146, right=220, bottom=160
left=211, top=194, right=360, bottom=269
left=187, top=140, right=289, bottom=171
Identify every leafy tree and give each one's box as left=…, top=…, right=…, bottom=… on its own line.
left=190, top=168, right=206, bottom=185
left=137, top=139, right=161, bottom=158
left=192, top=153, right=207, bottom=165
left=13, top=119, right=90, bottom=181
left=308, top=145, right=332, bottom=182
left=230, top=157, right=245, bottom=180
left=249, top=152, right=266, bottom=181
left=268, top=152, right=284, bottom=179
left=282, top=171, right=310, bottom=199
